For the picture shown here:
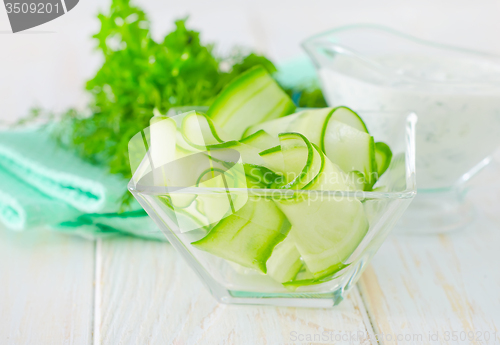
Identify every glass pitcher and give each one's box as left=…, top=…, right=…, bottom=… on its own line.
left=303, top=24, right=500, bottom=233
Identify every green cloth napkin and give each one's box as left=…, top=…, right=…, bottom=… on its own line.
left=0, top=128, right=166, bottom=241
left=0, top=166, right=80, bottom=230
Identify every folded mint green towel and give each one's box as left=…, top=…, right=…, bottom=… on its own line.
left=0, top=128, right=165, bottom=241
left=0, top=128, right=132, bottom=213
left=0, top=166, right=80, bottom=230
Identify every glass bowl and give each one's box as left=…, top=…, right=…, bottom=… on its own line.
left=128, top=111, right=416, bottom=308
left=303, top=24, right=500, bottom=233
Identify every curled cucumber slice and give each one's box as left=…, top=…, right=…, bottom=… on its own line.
left=192, top=196, right=291, bottom=273
left=259, top=145, right=285, bottom=174
left=208, top=65, right=296, bottom=139
left=240, top=129, right=279, bottom=150
left=266, top=235, right=302, bottom=283
left=276, top=195, right=368, bottom=279
left=245, top=106, right=369, bottom=143
left=278, top=132, right=322, bottom=189
left=375, top=142, right=393, bottom=177
left=322, top=120, right=377, bottom=190
left=275, top=143, right=368, bottom=280
left=181, top=111, right=229, bottom=149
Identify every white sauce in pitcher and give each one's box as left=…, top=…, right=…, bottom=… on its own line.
left=318, top=54, right=500, bottom=189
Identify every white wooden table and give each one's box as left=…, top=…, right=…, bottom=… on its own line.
left=1, top=151, right=499, bottom=345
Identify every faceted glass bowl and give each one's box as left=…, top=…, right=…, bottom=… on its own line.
left=303, top=25, right=500, bottom=233
left=128, top=112, right=416, bottom=308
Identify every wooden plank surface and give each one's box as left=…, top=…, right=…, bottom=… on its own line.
left=0, top=228, right=95, bottom=345
left=3, top=154, right=500, bottom=345
left=95, top=237, right=376, bottom=345
left=358, top=157, right=500, bottom=345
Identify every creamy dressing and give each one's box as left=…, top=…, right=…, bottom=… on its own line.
left=318, top=54, right=500, bottom=190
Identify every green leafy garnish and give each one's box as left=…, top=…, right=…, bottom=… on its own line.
left=45, top=0, right=326, bottom=206
left=57, top=0, right=277, bottom=179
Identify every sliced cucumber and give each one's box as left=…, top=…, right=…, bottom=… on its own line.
left=283, top=108, right=334, bottom=148
left=149, top=116, right=201, bottom=209
left=179, top=111, right=283, bottom=187
left=245, top=106, right=369, bottom=145
left=195, top=164, right=249, bottom=228
left=322, top=120, right=377, bottom=190
left=293, top=265, right=314, bottom=281
left=278, top=132, right=322, bottom=189
left=259, top=145, right=285, bottom=173
left=266, top=235, right=302, bottom=283
left=240, top=129, right=279, bottom=150
left=281, top=264, right=320, bottom=290
left=208, top=141, right=264, bottom=167
left=243, top=111, right=301, bottom=138
left=147, top=148, right=248, bottom=232
left=245, top=106, right=374, bottom=190
left=283, top=268, right=324, bottom=290
left=194, top=138, right=283, bottom=189
left=181, top=111, right=229, bottom=149
left=262, top=134, right=351, bottom=191
left=374, top=142, right=393, bottom=177
left=149, top=116, right=177, bottom=185
left=275, top=145, right=368, bottom=279
left=302, top=144, right=354, bottom=191
left=165, top=194, right=197, bottom=209
left=243, top=164, right=282, bottom=188
left=277, top=196, right=368, bottom=279
left=168, top=112, right=204, bottom=154
left=207, top=65, right=296, bottom=139
left=144, top=102, right=384, bottom=285
left=158, top=196, right=209, bottom=232
left=322, top=106, right=369, bottom=134
left=194, top=197, right=232, bottom=229
left=174, top=143, right=195, bottom=159
left=207, top=141, right=281, bottom=189
left=192, top=196, right=291, bottom=273
left=244, top=108, right=333, bottom=142
left=346, top=171, right=366, bottom=191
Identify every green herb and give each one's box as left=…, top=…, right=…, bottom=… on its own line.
left=57, top=0, right=277, bottom=179
left=51, top=0, right=325, bottom=207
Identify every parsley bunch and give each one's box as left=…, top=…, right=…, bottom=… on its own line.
left=58, top=0, right=280, bottom=179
